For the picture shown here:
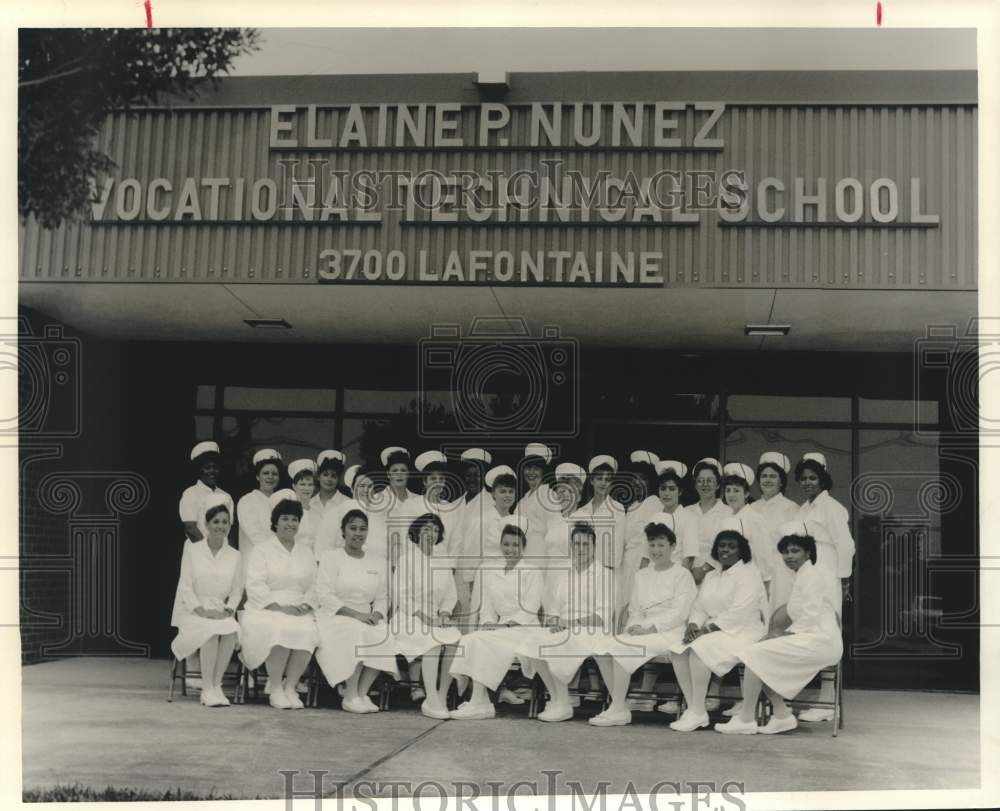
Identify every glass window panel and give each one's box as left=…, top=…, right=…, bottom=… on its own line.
left=219, top=415, right=335, bottom=490
left=344, top=389, right=456, bottom=414
left=196, top=386, right=216, bottom=409
left=726, top=395, right=850, bottom=422
left=223, top=387, right=337, bottom=412
left=860, top=397, right=940, bottom=425
left=193, top=415, right=216, bottom=441
left=590, top=392, right=722, bottom=421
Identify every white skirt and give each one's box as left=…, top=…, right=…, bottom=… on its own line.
left=450, top=627, right=542, bottom=690
left=170, top=614, right=240, bottom=661
left=609, top=626, right=686, bottom=675
left=238, top=608, right=319, bottom=669
left=393, top=619, right=462, bottom=662
left=739, top=628, right=843, bottom=698
left=670, top=625, right=765, bottom=677
left=521, top=627, right=619, bottom=684
left=315, top=615, right=400, bottom=685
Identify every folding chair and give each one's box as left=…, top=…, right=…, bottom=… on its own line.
left=761, top=661, right=844, bottom=737
left=235, top=658, right=321, bottom=707
left=166, top=655, right=240, bottom=703
left=623, top=656, right=684, bottom=713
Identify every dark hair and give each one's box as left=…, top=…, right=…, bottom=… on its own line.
left=794, top=459, right=833, bottom=491
left=756, top=462, right=788, bottom=493
left=522, top=454, right=549, bottom=471
left=407, top=512, right=445, bottom=547
left=490, top=474, right=518, bottom=491
left=722, top=474, right=751, bottom=493
left=777, top=533, right=818, bottom=564
left=656, top=469, right=686, bottom=491
left=710, top=530, right=753, bottom=563
left=643, top=522, right=677, bottom=545
left=254, top=457, right=282, bottom=477
left=384, top=450, right=411, bottom=469
left=500, top=524, right=528, bottom=545
left=292, top=468, right=316, bottom=485
left=269, top=498, right=303, bottom=531
left=692, top=460, right=721, bottom=484
left=569, top=521, right=597, bottom=544
left=340, top=508, right=369, bottom=533
left=205, top=504, right=231, bottom=524
left=317, top=456, right=345, bottom=475
left=194, top=451, right=221, bottom=469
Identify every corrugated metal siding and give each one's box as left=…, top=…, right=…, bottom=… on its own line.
left=19, top=104, right=977, bottom=289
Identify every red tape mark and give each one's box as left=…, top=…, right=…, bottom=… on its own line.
left=876, top=1, right=882, bottom=25
left=144, top=0, right=153, bottom=28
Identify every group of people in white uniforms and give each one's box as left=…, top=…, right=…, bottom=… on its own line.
left=171, top=439, right=852, bottom=732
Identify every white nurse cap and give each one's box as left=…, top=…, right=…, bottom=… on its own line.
left=500, top=515, right=530, bottom=535
left=524, top=443, right=553, bottom=464
left=190, top=441, right=220, bottom=461
left=723, top=462, right=756, bottom=486
left=252, top=448, right=282, bottom=466
left=655, top=460, right=688, bottom=478
left=630, top=450, right=660, bottom=466
left=461, top=448, right=493, bottom=464
left=343, top=464, right=362, bottom=490
left=316, top=449, right=346, bottom=467
left=588, top=454, right=618, bottom=473
left=720, top=515, right=748, bottom=535
left=203, top=491, right=232, bottom=516
left=484, top=464, right=516, bottom=489
left=268, top=488, right=298, bottom=509
left=554, top=462, right=587, bottom=482
left=694, top=457, right=722, bottom=472
left=778, top=520, right=812, bottom=539
left=288, top=459, right=316, bottom=479
left=380, top=446, right=410, bottom=466
left=758, top=451, right=791, bottom=473
left=802, top=452, right=828, bottom=469
left=414, top=450, right=448, bottom=471
left=646, top=511, right=678, bottom=532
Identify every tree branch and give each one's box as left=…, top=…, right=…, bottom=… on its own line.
left=19, top=65, right=90, bottom=90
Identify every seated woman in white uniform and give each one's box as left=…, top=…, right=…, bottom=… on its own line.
left=668, top=530, right=766, bottom=732
left=717, top=523, right=843, bottom=735
left=170, top=493, right=243, bottom=707
left=448, top=516, right=544, bottom=720
left=288, top=459, right=320, bottom=555
left=315, top=508, right=399, bottom=714
left=589, top=518, right=697, bottom=726
left=525, top=521, right=616, bottom=723
left=238, top=489, right=320, bottom=710
left=390, top=512, right=463, bottom=719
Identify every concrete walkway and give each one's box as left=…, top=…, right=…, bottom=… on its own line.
left=21, top=658, right=980, bottom=800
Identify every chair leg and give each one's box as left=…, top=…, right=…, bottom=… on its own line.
left=167, top=657, right=178, bottom=702
left=180, top=657, right=187, bottom=697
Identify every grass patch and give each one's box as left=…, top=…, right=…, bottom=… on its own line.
left=24, top=783, right=262, bottom=802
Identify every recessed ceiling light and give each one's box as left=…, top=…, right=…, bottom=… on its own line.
left=744, top=324, right=791, bottom=337
left=245, top=318, right=292, bottom=330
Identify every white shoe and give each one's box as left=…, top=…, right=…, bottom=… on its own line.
left=269, top=688, right=291, bottom=709
left=420, top=700, right=451, bottom=720
left=211, top=687, right=231, bottom=707
left=263, top=677, right=272, bottom=696
left=626, top=698, right=656, bottom=712
left=361, top=696, right=380, bottom=713
left=199, top=689, right=215, bottom=707
left=669, top=710, right=710, bottom=732
left=568, top=694, right=581, bottom=708
left=798, top=707, right=834, bottom=722
left=285, top=686, right=305, bottom=709
left=450, top=701, right=496, bottom=720
left=295, top=680, right=308, bottom=694
left=337, top=683, right=347, bottom=697
left=186, top=676, right=203, bottom=691
left=410, top=687, right=426, bottom=702
left=759, top=714, right=798, bottom=735
left=723, top=701, right=743, bottom=717
left=589, top=708, right=632, bottom=727
left=342, top=696, right=369, bottom=714
left=538, top=703, right=574, bottom=722
left=714, top=717, right=758, bottom=735
left=656, top=700, right=681, bottom=715
left=705, top=698, right=721, bottom=712
left=498, top=687, right=525, bottom=705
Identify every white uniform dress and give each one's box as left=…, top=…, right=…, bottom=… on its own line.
left=528, top=559, right=616, bottom=683
left=391, top=544, right=462, bottom=660
left=570, top=497, right=628, bottom=573
left=729, top=506, right=779, bottom=585
left=170, top=540, right=243, bottom=660
left=453, top=492, right=488, bottom=586
left=236, top=489, right=273, bottom=558
left=670, top=560, right=766, bottom=676
left=296, top=503, right=321, bottom=555
left=449, top=561, right=544, bottom=690
left=516, top=484, right=557, bottom=554
left=746, top=493, right=800, bottom=609
left=238, top=535, right=320, bottom=669
left=618, top=504, right=699, bottom=614
left=610, top=564, right=698, bottom=674
left=796, top=490, right=855, bottom=611
left=684, top=500, right=734, bottom=568
left=314, top=548, right=400, bottom=685
left=315, top=498, right=391, bottom=567
left=179, top=481, right=234, bottom=543
left=738, top=561, right=843, bottom=697
left=309, top=490, right=350, bottom=525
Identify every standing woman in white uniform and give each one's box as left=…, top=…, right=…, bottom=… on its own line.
left=236, top=449, right=283, bottom=560
left=541, top=463, right=587, bottom=580
left=390, top=512, right=462, bottom=719
left=684, top=458, right=733, bottom=585
left=238, top=489, right=319, bottom=710
left=414, top=451, right=464, bottom=562
left=589, top=517, right=697, bottom=726
left=311, top=450, right=350, bottom=524
left=315, top=465, right=389, bottom=563
left=746, top=452, right=799, bottom=610
left=515, top=443, right=557, bottom=556
left=170, top=492, right=243, bottom=706
left=381, top=446, right=424, bottom=525
left=793, top=452, right=854, bottom=722
left=668, top=530, right=766, bottom=732
left=288, top=459, right=320, bottom=555
left=719, top=523, right=843, bottom=735
left=315, top=508, right=399, bottom=713
left=477, top=465, right=519, bottom=574
left=179, top=441, right=234, bottom=544
left=451, top=449, right=493, bottom=632
left=722, top=462, right=777, bottom=594
left=572, top=455, right=628, bottom=582
left=448, top=516, right=544, bottom=720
